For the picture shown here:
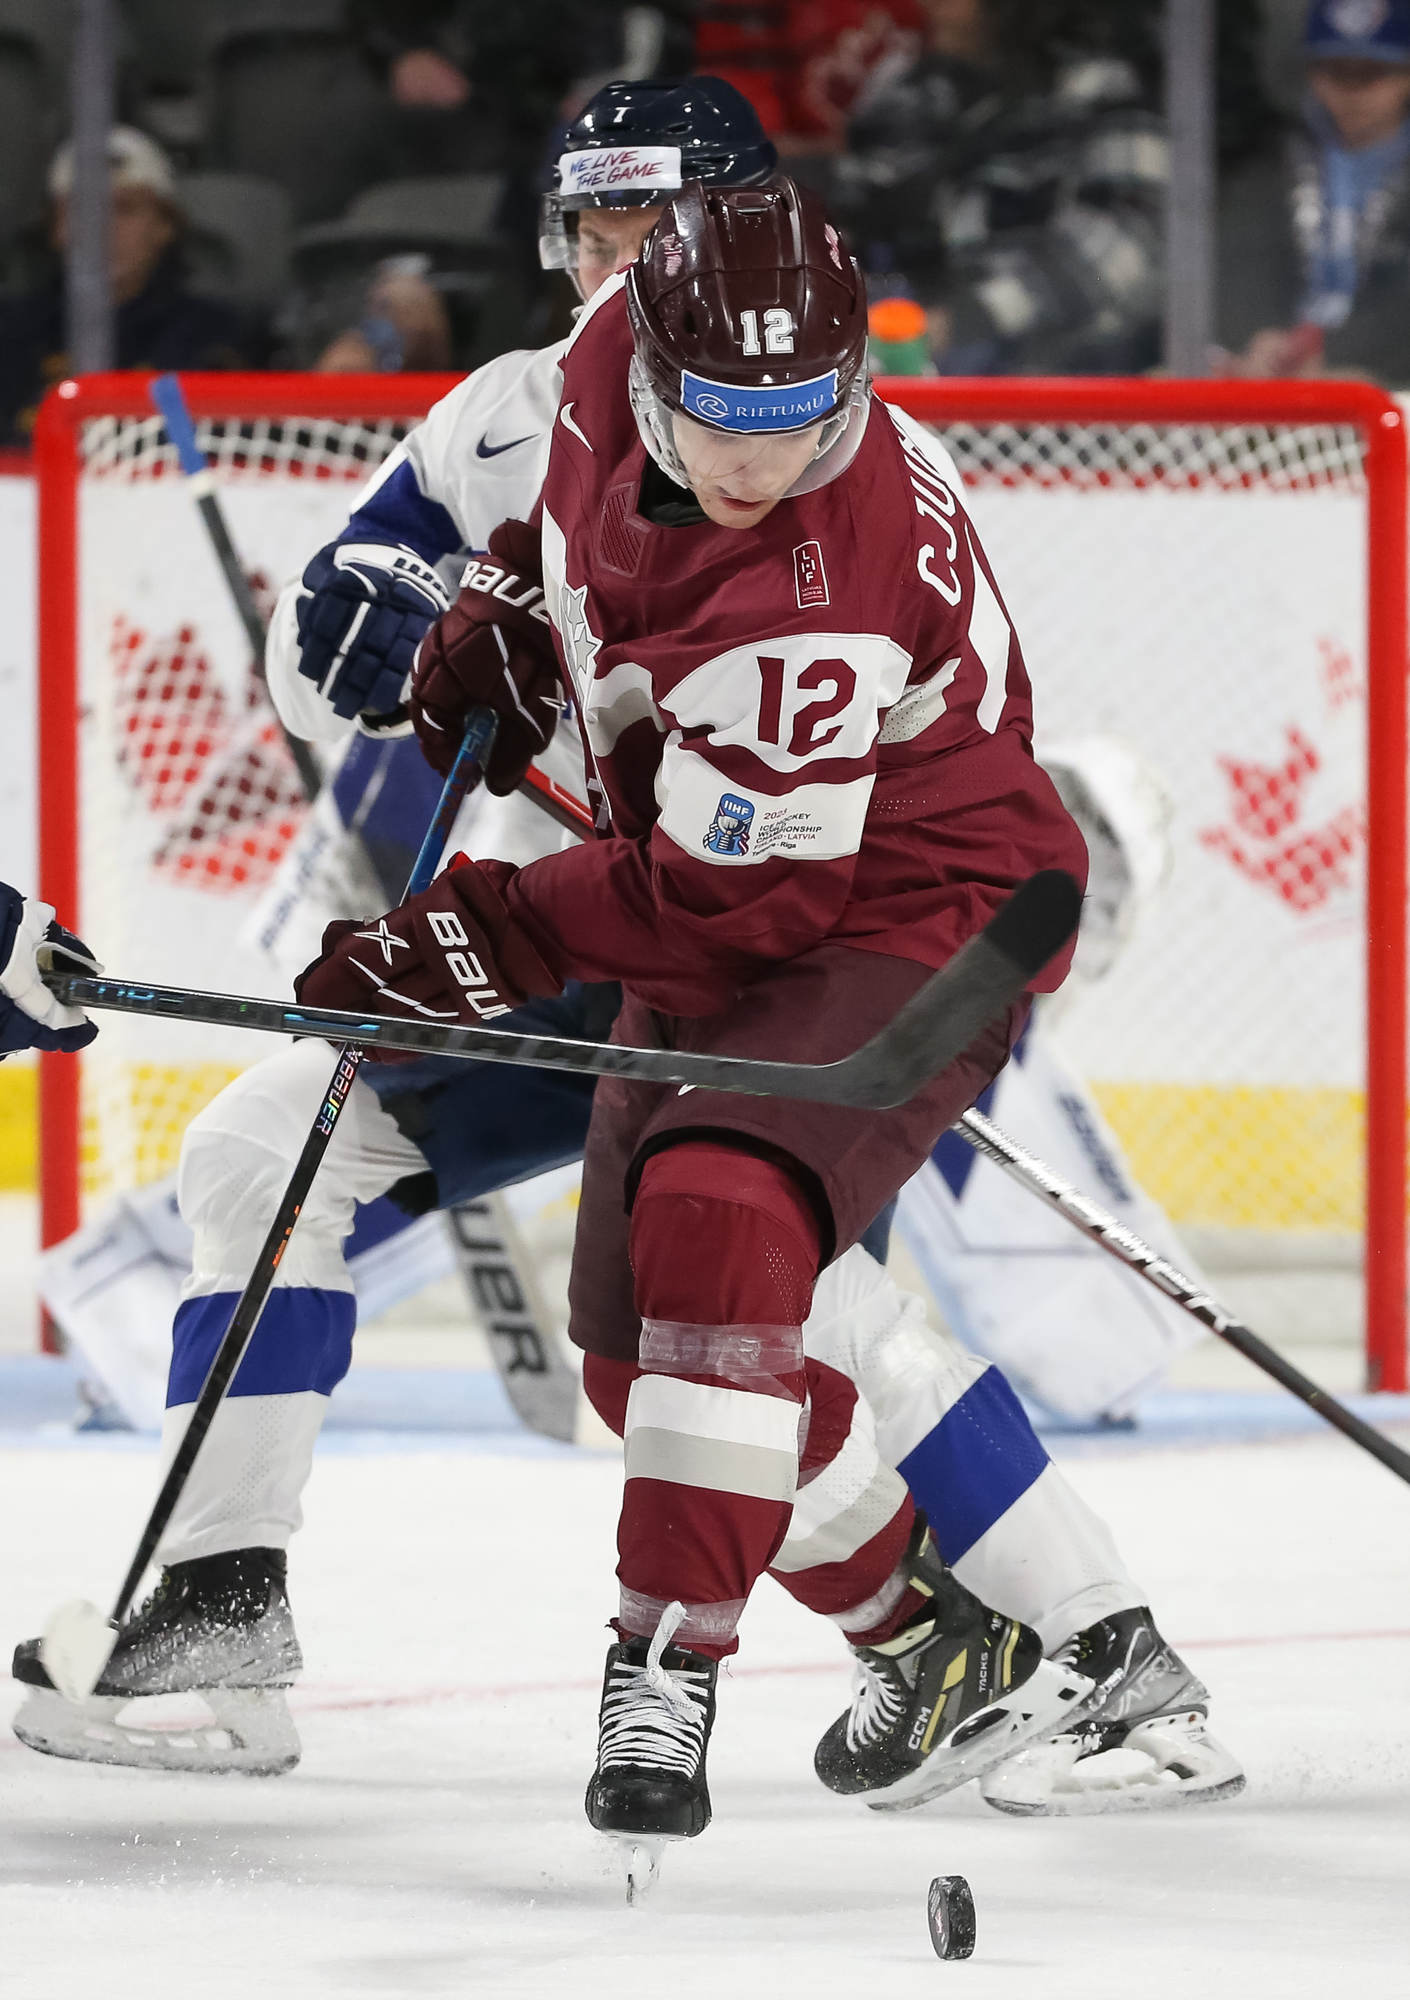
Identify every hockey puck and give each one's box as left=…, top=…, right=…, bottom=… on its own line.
left=927, top=1875, right=976, bottom=1960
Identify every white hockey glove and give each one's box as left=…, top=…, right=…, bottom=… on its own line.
left=0, top=890, right=101, bottom=1055
left=293, top=540, right=452, bottom=731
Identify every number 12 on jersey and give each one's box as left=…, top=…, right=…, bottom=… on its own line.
left=757, top=653, right=857, bottom=757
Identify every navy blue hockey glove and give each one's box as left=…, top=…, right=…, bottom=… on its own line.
left=294, top=540, right=451, bottom=727
left=0, top=886, right=100, bottom=1055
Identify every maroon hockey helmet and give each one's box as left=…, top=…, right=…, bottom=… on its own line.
left=625, top=176, right=871, bottom=495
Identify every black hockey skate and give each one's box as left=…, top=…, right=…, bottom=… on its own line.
left=585, top=1603, right=718, bottom=1901
left=981, top=1605, right=1245, bottom=1815
left=11, top=1547, right=302, bottom=1777
left=814, top=1520, right=1093, bottom=1811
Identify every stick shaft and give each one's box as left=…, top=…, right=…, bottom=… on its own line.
left=958, top=1107, right=1410, bottom=1484
left=106, top=712, right=496, bottom=1623
left=149, top=372, right=323, bottom=803
left=47, top=888, right=1066, bottom=1111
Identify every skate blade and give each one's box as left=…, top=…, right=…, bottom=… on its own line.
left=981, top=1713, right=1247, bottom=1817
left=867, top=1658, right=1095, bottom=1813
left=40, top=1598, right=116, bottom=1702
left=597, top=1833, right=677, bottom=1905
left=11, top=1684, right=301, bottom=1777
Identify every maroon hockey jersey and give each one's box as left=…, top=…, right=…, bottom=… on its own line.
left=501, top=278, right=1087, bottom=1016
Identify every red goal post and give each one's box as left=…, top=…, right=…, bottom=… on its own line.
left=33, top=371, right=1409, bottom=1391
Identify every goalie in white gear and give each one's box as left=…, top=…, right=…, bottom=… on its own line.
left=17, top=81, right=1241, bottom=1818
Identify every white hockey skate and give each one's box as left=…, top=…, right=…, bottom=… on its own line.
left=814, top=1521, right=1093, bottom=1812
left=981, top=1607, right=1245, bottom=1815
left=11, top=1547, right=301, bottom=1777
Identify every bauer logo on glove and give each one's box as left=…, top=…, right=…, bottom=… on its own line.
left=293, top=858, right=562, bottom=1055
left=410, top=519, right=563, bottom=791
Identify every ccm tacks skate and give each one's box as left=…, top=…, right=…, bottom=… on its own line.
left=981, top=1605, right=1245, bottom=1815
left=585, top=1602, right=717, bottom=1902
left=814, top=1520, right=1092, bottom=1811
left=11, top=1547, right=301, bottom=1776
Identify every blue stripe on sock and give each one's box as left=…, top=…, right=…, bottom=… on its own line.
left=898, top=1365, right=1050, bottom=1564
left=166, top=1288, right=356, bottom=1408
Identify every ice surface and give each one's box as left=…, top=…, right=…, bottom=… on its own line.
left=2, top=1424, right=1407, bottom=1997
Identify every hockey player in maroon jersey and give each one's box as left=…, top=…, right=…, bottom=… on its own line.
left=298, top=177, right=1096, bottom=1865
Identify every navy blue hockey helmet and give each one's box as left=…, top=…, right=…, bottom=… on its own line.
left=539, top=75, right=778, bottom=275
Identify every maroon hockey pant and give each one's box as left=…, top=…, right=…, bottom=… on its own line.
left=582, top=1140, right=914, bottom=1659
left=571, top=954, right=1026, bottom=1660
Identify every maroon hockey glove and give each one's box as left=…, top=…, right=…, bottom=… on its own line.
left=410, top=519, right=562, bottom=791
left=293, top=859, right=561, bottom=1057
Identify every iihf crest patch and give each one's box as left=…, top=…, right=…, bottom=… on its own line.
left=703, top=792, right=754, bottom=856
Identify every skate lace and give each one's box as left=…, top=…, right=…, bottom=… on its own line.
left=598, top=1601, right=710, bottom=1777
left=846, top=1654, right=906, bottom=1752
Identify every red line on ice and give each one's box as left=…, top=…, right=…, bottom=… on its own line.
left=286, top=1627, right=1410, bottom=1718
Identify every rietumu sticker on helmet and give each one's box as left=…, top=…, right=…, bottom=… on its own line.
left=679, top=369, right=840, bottom=433
left=559, top=145, right=683, bottom=201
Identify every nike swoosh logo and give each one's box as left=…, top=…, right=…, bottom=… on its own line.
left=475, top=433, right=533, bottom=459
left=559, top=403, right=592, bottom=450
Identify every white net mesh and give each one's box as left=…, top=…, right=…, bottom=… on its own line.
left=65, top=391, right=1380, bottom=1319
left=75, top=411, right=413, bottom=1206
left=923, top=410, right=1371, bottom=1294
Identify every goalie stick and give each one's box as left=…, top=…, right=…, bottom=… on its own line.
left=958, top=1107, right=1410, bottom=1486
left=41, top=870, right=1082, bottom=1113
left=149, top=373, right=325, bottom=808
left=37, top=711, right=499, bottom=1705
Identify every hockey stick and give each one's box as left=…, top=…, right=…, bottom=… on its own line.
left=958, top=1107, right=1410, bottom=1485
left=445, top=1193, right=585, bottom=1444
left=484, top=775, right=1410, bottom=1473
left=153, top=373, right=593, bottom=880
left=41, top=870, right=1081, bottom=1114
left=149, top=373, right=325, bottom=805
left=38, top=710, right=499, bottom=1704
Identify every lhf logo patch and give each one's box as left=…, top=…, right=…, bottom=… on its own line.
left=793, top=540, right=830, bottom=609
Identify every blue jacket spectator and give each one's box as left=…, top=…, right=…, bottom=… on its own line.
left=1218, top=0, right=1410, bottom=381
left=0, top=128, right=261, bottom=447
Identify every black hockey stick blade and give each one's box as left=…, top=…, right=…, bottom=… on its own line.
left=42, top=870, right=1080, bottom=1112
left=958, top=1106, right=1410, bottom=1486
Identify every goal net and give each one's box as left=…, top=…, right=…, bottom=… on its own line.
left=35, top=373, right=1407, bottom=1390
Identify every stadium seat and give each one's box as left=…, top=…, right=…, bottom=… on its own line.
left=177, top=172, right=293, bottom=312
left=0, top=0, right=68, bottom=242
left=285, top=175, right=522, bottom=370
left=200, top=1, right=388, bottom=224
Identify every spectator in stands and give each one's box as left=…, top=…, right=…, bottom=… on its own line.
left=315, top=257, right=454, bottom=372
left=1217, top=0, right=1410, bottom=382
left=0, top=128, right=262, bottom=449
left=695, top=2, right=924, bottom=152
left=346, top=3, right=695, bottom=174
left=836, top=0, right=1169, bottom=374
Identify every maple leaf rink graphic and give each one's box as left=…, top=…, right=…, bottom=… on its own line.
left=107, top=596, right=306, bottom=894
left=1198, top=637, right=1365, bottom=915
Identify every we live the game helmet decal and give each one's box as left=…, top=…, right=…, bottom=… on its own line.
left=539, top=76, right=778, bottom=276
left=626, top=177, right=872, bottom=496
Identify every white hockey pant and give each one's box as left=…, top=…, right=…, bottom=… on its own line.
left=159, top=1039, right=424, bottom=1563
left=790, top=1246, right=1144, bottom=1652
